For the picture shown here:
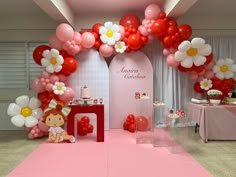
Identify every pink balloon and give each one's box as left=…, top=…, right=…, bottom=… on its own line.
left=73, top=32, right=82, bottom=44
left=49, top=34, right=62, bottom=50
left=99, top=44, right=114, bottom=57
left=139, top=26, right=148, bottom=36
left=204, top=70, right=215, bottom=79
left=41, top=71, right=50, bottom=79
left=166, top=54, right=179, bottom=67
left=198, top=69, right=205, bottom=76
left=169, top=47, right=177, bottom=53
left=204, top=60, right=215, bottom=70
left=38, top=120, right=49, bottom=132
left=197, top=76, right=204, bottom=82
left=50, top=74, right=59, bottom=83
left=28, top=133, right=34, bottom=139
left=45, top=83, right=53, bottom=91
left=32, top=78, right=45, bottom=93
left=81, top=32, right=95, bottom=48
left=58, top=74, right=67, bottom=82
left=163, top=48, right=170, bottom=56
left=59, top=87, right=75, bottom=102
left=56, top=23, right=74, bottom=42
left=145, top=4, right=161, bottom=20
left=119, top=25, right=125, bottom=39
left=189, top=73, right=198, bottom=80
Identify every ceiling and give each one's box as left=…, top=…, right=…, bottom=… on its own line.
left=0, top=0, right=235, bottom=26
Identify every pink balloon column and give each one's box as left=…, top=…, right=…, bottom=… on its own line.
left=56, top=23, right=74, bottom=42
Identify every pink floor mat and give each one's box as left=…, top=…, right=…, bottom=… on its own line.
left=7, top=129, right=213, bottom=177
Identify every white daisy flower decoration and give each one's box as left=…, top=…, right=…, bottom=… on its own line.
left=213, top=58, right=236, bottom=80
left=115, top=41, right=127, bottom=53
left=7, top=95, right=42, bottom=128
left=200, top=79, right=213, bottom=90
left=175, top=37, right=212, bottom=68
left=99, top=21, right=121, bottom=45
left=41, top=49, right=64, bottom=73
left=52, top=82, right=66, bottom=95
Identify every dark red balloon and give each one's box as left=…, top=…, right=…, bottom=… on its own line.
left=163, top=35, right=173, bottom=48
left=120, top=14, right=141, bottom=29
left=58, top=57, right=78, bottom=76
left=33, top=45, right=51, bottom=65
left=178, top=24, right=192, bottom=40
left=193, top=82, right=205, bottom=93
left=205, top=53, right=213, bottom=65
left=59, top=50, right=73, bottom=58
left=92, top=23, right=103, bottom=33
left=127, top=34, right=143, bottom=50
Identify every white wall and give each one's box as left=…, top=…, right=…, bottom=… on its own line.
left=1, top=10, right=236, bottom=130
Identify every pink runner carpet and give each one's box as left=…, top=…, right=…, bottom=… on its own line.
left=7, top=129, right=212, bottom=177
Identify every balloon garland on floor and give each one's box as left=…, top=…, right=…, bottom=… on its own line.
left=7, top=3, right=236, bottom=139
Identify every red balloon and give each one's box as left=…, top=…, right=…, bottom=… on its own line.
left=59, top=50, right=73, bottom=58
left=92, top=23, right=103, bottom=33
left=163, top=35, right=173, bottom=48
left=33, top=45, right=51, bottom=65
left=158, top=11, right=166, bottom=19
left=94, top=40, right=102, bottom=50
left=87, top=124, right=94, bottom=133
left=151, top=19, right=169, bottom=36
left=58, top=57, right=78, bottom=76
left=136, top=116, right=148, bottom=131
left=168, top=25, right=178, bottom=35
left=193, top=82, right=205, bottom=93
left=178, top=65, right=192, bottom=72
left=205, top=53, right=213, bottom=65
left=127, top=34, right=143, bottom=50
left=120, top=14, right=141, bottom=29
left=178, top=24, right=192, bottom=40
left=193, top=65, right=204, bottom=73
left=128, top=124, right=135, bottom=133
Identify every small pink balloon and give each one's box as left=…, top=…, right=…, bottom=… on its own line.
left=204, top=70, right=215, bottom=79
left=56, top=23, right=74, bottom=42
left=32, top=78, right=45, bottom=93
left=169, top=47, right=177, bottom=53
left=99, top=44, right=114, bottom=57
left=58, top=74, right=67, bottom=82
left=145, top=4, right=161, bottom=20
left=81, top=32, right=95, bottom=48
left=204, top=60, right=215, bottom=70
left=198, top=69, right=206, bottom=76
left=189, top=73, right=198, bottom=80
left=59, top=87, right=75, bottom=102
left=139, top=26, right=148, bottom=36
left=197, top=76, right=204, bottom=82
left=119, top=25, right=125, bottom=39
left=45, top=83, right=53, bottom=91
left=49, top=34, right=62, bottom=50
left=38, top=120, right=49, bottom=132
left=73, top=32, right=82, bottom=44
left=34, top=133, right=39, bottom=137
left=28, top=133, right=34, bottom=139
left=41, top=71, right=50, bottom=79
left=50, top=74, right=60, bottom=83
left=163, top=48, right=170, bottom=56
left=166, top=54, right=179, bottom=67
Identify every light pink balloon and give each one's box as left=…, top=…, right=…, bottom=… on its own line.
left=197, top=76, right=204, bottom=82
left=119, top=25, right=125, bottom=39
left=204, top=70, right=215, bottom=79
left=204, top=60, right=215, bottom=70
left=166, top=54, right=179, bottom=67
left=38, top=120, right=49, bottom=132
left=59, top=87, right=75, bottom=102
left=41, top=71, right=50, bottom=79
left=139, top=26, right=148, bottom=36
left=45, top=83, right=53, bottom=91
left=189, top=73, right=198, bottom=80
left=56, top=23, right=74, bottom=42
left=145, top=4, right=161, bottom=20
left=28, top=133, right=34, bottom=139
left=32, top=78, right=45, bottom=93
left=99, top=44, right=114, bottom=57
left=163, top=48, right=170, bottom=56
left=50, top=74, right=60, bottom=83
left=169, top=47, right=177, bottom=54
left=81, top=32, right=95, bottom=48
left=49, top=34, right=62, bottom=50
left=58, top=74, right=67, bottom=82
left=73, top=32, right=82, bottom=44
left=198, top=69, right=205, bottom=76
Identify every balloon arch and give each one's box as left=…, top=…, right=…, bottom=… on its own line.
left=8, top=3, right=236, bottom=139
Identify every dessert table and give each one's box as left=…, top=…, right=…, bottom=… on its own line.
left=188, top=102, right=236, bottom=142
left=67, top=104, right=104, bottom=142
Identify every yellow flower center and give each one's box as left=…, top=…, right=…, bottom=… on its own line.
left=220, top=65, right=228, bottom=73
left=50, top=57, right=57, bottom=65
left=203, top=82, right=209, bottom=87
left=57, top=85, right=63, bottom=90
left=20, top=107, right=32, bottom=117
left=187, top=48, right=198, bottom=56
left=118, top=44, right=123, bottom=49
left=106, top=30, right=113, bottom=38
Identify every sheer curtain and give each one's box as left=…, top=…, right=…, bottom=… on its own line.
left=141, top=37, right=236, bottom=125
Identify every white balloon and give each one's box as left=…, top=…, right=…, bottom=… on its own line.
left=8, top=103, right=21, bottom=116
left=11, top=115, right=25, bottom=127
left=181, top=57, right=193, bottom=68
left=191, top=37, right=205, bottom=48
left=175, top=51, right=186, bottom=61
left=224, top=71, right=233, bottom=79
left=198, top=44, right=211, bottom=56
left=193, top=56, right=206, bottom=66
left=225, top=58, right=234, bottom=65
left=178, top=41, right=191, bottom=52
left=51, top=49, right=59, bottom=57
left=25, top=116, right=38, bottom=128
left=216, top=72, right=224, bottom=80
left=16, top=95, right=29, bottom=108
left=231, top=64, right=236, bottom=72
left=32, top=108, right=43, bottom=119
left=46, top=65, right=54, bottom=73
left=29, top=97, right=41, bottom=109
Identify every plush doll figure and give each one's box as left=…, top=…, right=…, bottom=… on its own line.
left=42, top=99, right=75, bottom=143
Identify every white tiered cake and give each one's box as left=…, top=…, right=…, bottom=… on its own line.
left=80, top=86, right=91, bottom=99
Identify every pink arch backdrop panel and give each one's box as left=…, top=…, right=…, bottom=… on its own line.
left=109, top=51, right=153, bottom=128
left=68, top=49, right=109, bottom=130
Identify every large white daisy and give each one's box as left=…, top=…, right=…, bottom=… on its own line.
left=7, top=95, right=42, bottom=128
left=52, top=82, right=66, bottom=95
left=200, top=79, right=213, bottom=90
left=175, top=37, right=212, bottom=68
left=41, top=49, right=64, bottom=73
left=99, top=21, right=121, bottom=45
left=115, top=41, right=127, bottom=53
left=213, top=58, right=236, bottom=80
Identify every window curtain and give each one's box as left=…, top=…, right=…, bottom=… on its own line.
left=141, top=37, right=236, bottom=126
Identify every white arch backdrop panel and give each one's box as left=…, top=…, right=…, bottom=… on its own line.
left=109, top=51, right=153, bottom=128
left=68, top=49, right=109, bottom=130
